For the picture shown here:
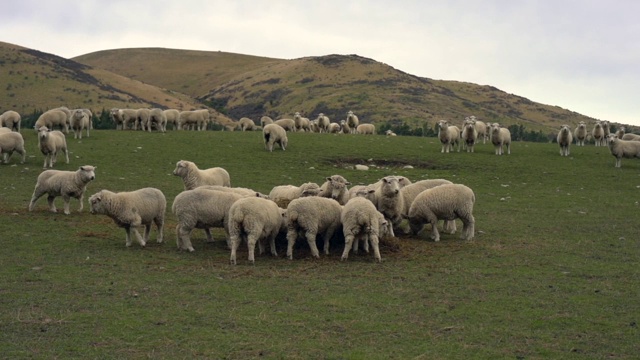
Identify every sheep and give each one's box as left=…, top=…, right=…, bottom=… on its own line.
left=437, top=120, right=461, bottom=153
left=172, top=160, right=231, bottom=190
left=466, top=116, right=487, bottom=144
left=198, top=185, right=268, bottom=199
left=557, top=124, right=573, bottom=156
left=408, top=184, right=475, bottom=242
left=399, top=179, right=454, bottom=217
left=235, top=117, right=254, bottom=131
left=326, top=122, right=340, bottom=133
left=34, top=109, right=69, bottom=133
left=37, top=126, right=69, bottom=168
left=293, top=112, right=311, bottom=132
left=602, top=120, right=611, bottom=138
left=172, top=188, right=245, bottom=252
left=0, top=132, right=26, bottom=164
left=268, top=182, right=321, bottom=208
left=316, top=113, right=330, bottom=133
left=118, top=108, right=139, bottom=130
left=110, top=108, right=125, bottom=129
left=228, top=197, right=284, bottom=265
left=179, top=110, right=209, bottom=131
left=285, top=197, right=343, bottom=259
left=88, top=188, right=165, bottom=247
left=29, top=165, right=96, bottom=215
left=356, top=123, right=375, bottom=135
left=622, top=133, right=640, bottom=141
left=263, top=123, right=288, bottom=152
left=0, top=110, right=21, bottom=132
left=592, top=121, right=605, bottom=146
left=385, top=129, right=397, bottom=137
left=346, top=111, right=359, bottom=134
left=340, top=119, right=351, bottom=134
left=163, top=109, right=180, bottom=130
left=461, top=120, right=478, bottom=153
left=273, top=118, right=295, bottom=132
left=615, top=126, right=626, bottom=139
left=606, top=133, right=640, bottom=168
left=0, top=127, right=10, bottom=134
left=319, top=175, right=351, bottom=205
left=340, top=197, right=394, bottom=262
left=574, top=121, right=587, bottom=146
left=135, top=108, right=151, bottom=131
left=349, top=176, right=412, bottom=204
left=149, top=108, right=167, bottom=132
left=260, top=116, right=274, bottom=127
left=70, top=109, right=90, bottom=139
left=490, top=123, right=511, bottom=155
left=373, top=176, right=405, bottom=231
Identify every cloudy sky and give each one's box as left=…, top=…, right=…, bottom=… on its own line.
left=2, top=0, right=639, bottom=125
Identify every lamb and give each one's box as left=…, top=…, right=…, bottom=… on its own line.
left=374, top=176, right=405, bottom=231
left=228, top=197, right=285, bottom=265
left=149, top=108, right=167, bottom=132
left=29, top=165, right=96, bottom=215
left=574, top=121, right=587, bottom=146
left=316, top=113, right=330, bottom=133
left=70, top=109, right=90, bottom=139
left=356, top=123, right=375, bottom=135
left=408, top=184, right=475, bottom=242
left=89, top=188, right=165, bottom=247
left=0, top=110, right=21, bottom=131
left=622, top=133, right=640, bottom=141
left=37, top=126, right=69, bottom=168
left=437, top=120, right=460, bottom=153
left=293, top=112, right=311, bottom=132
left=319, top=175, right=351, bottom=205
left=172, top=160, right=231, bottom=190
left=260, top=116, right=274, bottom=127
left=0, top=131, right=26, bottom=164
left=606, top=133, right=640, bottom=168
left=273, top=118, right=295, bottom=132
left=163, top=109, right=180, bottom=130
left=34, top=109, right=69, bottom=133
left=399, top=179, right=454, bottom=217
left=263, top=123, right=288, bottom=152
left=461, top=120, right=478, bottom=153
left=340, top=197, right=394, bottom=262
left=268, top=182, right=322, bottom=208
left=557, top=124, right=573, bottom=156
left=490, top=123, right=511, bottom=155
left=237, top=117, right=257, bottom=131
left=346, top=111, right=359, bottom=134
left=285, top=196, right=343, bottom=259
left=592, top=121, right=605, bottom=146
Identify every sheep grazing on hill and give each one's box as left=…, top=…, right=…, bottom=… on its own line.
left=260, top=116, right=274, bottom=127
left=606, top=133, right=640, bottom=168
left=268, top=182, right=321, bottom=208
left=592, top=121, right=605, bottom=146
left=0, top=110, right=21, bottom=132
left=70, top=109, right=90, bottom=139
left=237, top=117, right=257, bottom=131
left=179, top=109, right=209, bottom=131
left=356, top=123, right=375, bottom=135
left=408, top=184, right=476, bottom=242
left=461, top=120, right=478, bottom=153
left=37, top=126, right=69, bottom=168
left=574, top=121, right=587, bottom=146
left=0, top=131, right=26, bottom=164
left=399, top=179, right=454, bottom=217
left=340, top=119, right=351, bottom=134
left=293, top=112, right=311, bottom=132
left=557, top=124, right=573, bottom=156
left=34, top=109, right=69, bottom=133
left=490, top=123, right=511, bottom=155
left=172, top=160, right=231, bottom=190
left=286, top=197, right=343, bottom=259
left=273, top=118, right=295, bottom=132
left=29, top=165, right=96, bottom=215
left=263, top=123, right=288, bottom=152
left=340, top=197, right=394, bottom=262
left=319, top=175, right=351, bottom=205
left=437, top=120, right=460, bottom=153
left=346, top=111, right=359, bottom=134
left=315, top=113, right=330, bottom=133
left=89, top=188, right=166, bottom=248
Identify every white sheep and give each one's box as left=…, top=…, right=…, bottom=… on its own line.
left=29, top=165, right=96, bottom=215
left=399, top=179, right=454, bottom=217
left=461, top=120, right=478, bottom=153
left=236, top=117, right=256, bottom=131
left=273, top=118, right=295, bottom=132
left=490, top=123, right=511, bottom=155
left=574, top=121, right=587, bottom=146
left=197, top=185, right=268, bottom=199
left=328, top=123, right=341, bottom=133
left=163, top=109, right=180, bottom=130
left=385, top=129, right=397, bottom=137
left=149, top=108, right=167, bottom=132
left=0, top=110, right=21, bottom=132
left=557, top=124, right=573, bottom=156
left=37, top=126, right=69, bottom=168
left=606, top=133, right=640, bottom=168
left=356, top=123, right=375, bottom=135
left=135, top=108, right=151, bottom=131
left=70, top=109, right=90, bottom=139
left=268, top=182, right=321, bottom=208
left=319, top=175, right=351, bottom=205
left=0, top=127, right=10, bottom=134
left=172, top=160, right=231, bottom=190
left=179, top=110, right=209, bottom=131
left=437, top=120, right=460, bottom=153
left=615, top=126, right=626, bottom=139
left=592, top=121, right=605, bottom=146
left=340, top=197, right=394, bottom=262
left=0, top=132, right=26, bottom=164
left=621, top=133, right=640, bottom=141
left=466, top=116, right=487, bottom=144
left=293, top=112, right=311, bottom=132
left=263, top=123, right=288, bottom=152
left=110, top=108, right=125, bottom=129
left=89, top=187, right=166, bottom=247
left=602, top=120, right=611, bottom=138
left=285, top=197, right=343, bottom=259
left=374, top=176, right=405, bottom=231
left=346, top=111, right=359, bottom=134
left=408, top=184, right=475, bottom=242
left=228, top=197, right=285, bottom=265
left=316, top=113, right=330, bottom=133
left=340, top=119, right=351, bottom=134
left=117, top=108, right=139, bottom=129
left=34, top=109, right=69, bottom=133
left=260, top=116, right=274, bottom=127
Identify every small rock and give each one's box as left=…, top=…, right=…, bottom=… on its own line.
left=355, top=165, right=369, bottom=171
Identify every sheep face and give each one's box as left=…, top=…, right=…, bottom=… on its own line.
left=79, top=166, right=96, bottom=182
left=324, top=175, right=350, bottom=200
left=380, top=176, right=401, bottom=196
left=606, top=133, right=618, bottom=145
left=88, top=191, right=105, bottom=214
left=37, top=126, right=50, bottom=140
left=172, top=160, right=190, bottom=177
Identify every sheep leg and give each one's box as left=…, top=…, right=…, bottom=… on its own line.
left=443, top=220, right=457, bottom=234
left=305, top=231, right=321, bottom=258
left=124, top=226, right=134, bottom=247
left=62, top=195, right=71, bottom=215
left=77, top=193, right=84, bottom=212
left=268, top=234, right=278, bottom=257
left=63, top=149, right=69, bottom=164
left=47, top=195, right=58, bottom=213
left=246, top=233, right=259, bottom=264
left=425, top=213, right=440, bottom=241
left=28, top=190, right=45, bottom=211
left=154, top=218, right=164, bottom=243
left=322, top=225, right=338, bottom=255
left=286, top=229, right=297, bottom=260
left=460, top=215, right=475, bottom=241
left=229, top=235, right=241, bottom=265
left=369, top=235, right=381, bottom=262
left=341, top=234, right=355, bottom=261
left=362, top=235, right=370, bottom=253
left=143, top=224, right=152, bottom=244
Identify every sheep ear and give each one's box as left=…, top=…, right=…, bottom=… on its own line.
left=367, top=189, right=375, bottom=194
left=345, top=181, right=351, bottom=185
left=326, top=177, right=332, bottom=181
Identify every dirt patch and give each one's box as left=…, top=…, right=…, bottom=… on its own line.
left=328, top=157, right=445, bottom=170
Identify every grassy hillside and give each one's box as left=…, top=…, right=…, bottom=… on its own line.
left=0, top=128, right=638, bottom=358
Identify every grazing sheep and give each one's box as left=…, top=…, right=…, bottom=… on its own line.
left=347, top=185, right=376, bottom=202
left=606, top=133, right=640, bottom=168
left=399, top=179, right=454, bottom=217
left=293, top=112, right=311, bottom=132
left=356, top=123, right=375, bottom=135
left=557, top=124, right=573, bottom=156
left=437, top=120, right=461, bottom=153
left=319, top=175, right=351, bottom=205
left=70, top=109, right=90, bottom=139
left=179, top=110, right=209, bottom=131
left=285, top=197, right=343, bottom=259
left=149, top=108, right=167, bottom=132
left=37, top=126, right=69, bottom=168
left=172, top=160, right=231, bottom=190
left=0, top=110, right=21, bottom=132
left=340, top=119, right=351, bottom=134
left=228, top=197, right=284, bottom=265
left=340, top=197, right=394, bottom=262
left=385, top=129, right=397, bottom=137
left=263, top=123, right=288, bottom=152
left=89, top=188, right=165, bottom=247
left=172, top=188, right=245, bottom=252
left=260, top=116, right=274, bottom=127
left=34, top=109, right=69, bottom=133
left=328, top=122, right=341, bottom=133
left=346, top=111, right=359, bottom=134
left=374, top=176, right=405, bottom=231
left=118, top=108, right=139, bottom=130
left=461, top=120, right=478, bottom=153
left=29, top=165, right=96, bottom=215
left=0, top=132, right=26, bottom=164
left=316, top=113, right=330, bottom=133
left=615, top=126, right=626, bottom=139
left=268, top=182, right=321, bottom=208
left=237, top=117, right=257, bottom=131
left=574, top=121, right=587, bottom=146
left=592, top=121, right=605, bottom=146
left=274, top=118, right=295, bottom=132
left=621, top=133, right=640, bottom=141
left=490, top=123, right=511, bottom=155
left=163, top=109, right=180, bottom=130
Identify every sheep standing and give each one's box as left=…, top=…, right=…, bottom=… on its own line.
left=34, top=109, right=69, bottom=133
left=118, top=109, right=139, bottom=129
left=461, top=120, right=478, bottom=153
left=70, top=109, right=90, bottom=139
left=340, top=119, right=351, bottom=134
left=228, top=197, right=284, bottom=265
left=399, top=179, right=454, bottom=217
left=374, top=176, right=405, bottom=231
left=356, top=123, right=375, bottom=135
left=574, top=121, right=587, bottom=146
left=163, top=109, right=180, bottom=130
left=179, top=110, right=209, bottom=131
left=89, top=188, right=165, bottom=247
left=293, top=112, right=311, bottom=132
left=615, top=126, right=626, bottom=139
left=467, top=116, right=487, bottom=144
left=286, top=197, right=343, bottom=259
left=606, top=133, right=640, bottom=168
left=346, top=111, right=359, bottom=134
left=29, top=165, right=96, bottom=215
left=328, top=123, right=341, bottom=133
left=557, top=125, right=573, bottom=156
left=268, top=182, right=321, bottom=208
left=340, top=197, right=394, bottom=262
left=273, top=118, right=295, bottom=132
left=0, top=110, right=21, bottom=131
left=172, top=160, right=231, bottom=190
left=592, top=121, right=605, bottom=146
left=135, top=108, right=151, bottom=131
left=437, top=120, right=460, bottom=153
left=319, top=175, right=351, bottom=205
left=408, top=184, right=475, bottom=242
left=260, top=116, right=274, bottom=127
left=37, top=126, right=69, bottom=168
left=237, top=117, right=257, bottom=131
left=149, top=108, right=167, bottom=132
left=263, top=123, right=288, bottom=152
left=316, top=113, right=330, bottom=133
left=490, top=123, right=511, bottom=155
left=0, top=132, right=26, bottom=164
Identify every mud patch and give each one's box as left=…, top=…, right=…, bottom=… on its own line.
left=327, top=157, right=448, bottom=170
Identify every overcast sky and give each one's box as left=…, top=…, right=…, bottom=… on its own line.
left=2, top=0, right=639, bottom=125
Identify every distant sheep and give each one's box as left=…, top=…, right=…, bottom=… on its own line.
left=285, top=197, right=343, bottom=259
left=437, top=120, right=460, bottom=153
left=136, top=108, right=151, bottom=131
left=34, top=109, right=69, bottom=133
left=574, top=121, right=587, bottom=146
left=340, top=196, right=394, bottom=262
left=490, top=123, right=511, bottom=155
left=268, top=182, right=321, bottom=208
left=328, top=123, right=341, bottom=133
left=293, top=112, right=311, bottom=132
left=0, top=110, right=21, bottom=131
left=260, top=116, right=274, bottom=127
left=179, top=109, right=209, bottom=131
left=70, top=109, right=91, bottom=139
left=385, top=129, right=397, bottom=137
left=149, top=108, right=167, bottom=132
left=172, top=160, right=231, bottom=190
left=29, top=165, right=96, bottom=215
left=0, top=131, right=26, bottom=164
left=556, top=125, right=573, bottom=156
left=346, top=111, right=359, bottom=134
left=461, top=120, right=478, bottom=153
left=340, top=119, right=351, bottom=134
left=606, top=133, right=640, bottom=168
left=592, top=121, right=605, bottom=146
left=319, top=175, right=351, bottom=205
left=37, top=126, right=69, bottom=168
left=110, top=108, right=125, bottom=129
left=237, top=117, right=257, bottom=131
left=118, top=109, right=139, bottom=130
left=274, top=118, right=295, bottom=132
left=163, top=109, right=180, bottom=130
left=356, top=123, right=375, bottom=135
left=263, top=123, right=288, bottom=152
left=621, top=133, right=640, bottom=142
left=89, top=187, right=166, bottom=247
left=316, top=113, right=330, bottom=133
left=602, top=120, right=611, bottom=138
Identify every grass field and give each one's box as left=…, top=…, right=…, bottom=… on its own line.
left=1, top=128, right=638, bottom=359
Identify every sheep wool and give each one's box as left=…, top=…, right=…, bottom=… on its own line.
left=490, top=123, right=511, bottom=155
left=319, top=175, right=351, bottom=205
left=437, top=120, right=460, bottom=153
left=268, top=182, right=321, bottom=208
left=346, top=111, right=359, bottom=134
left=0, top=132, right=26, bottom=164
left=173, top=160, right=231, bottom=190
left=340, top=197, right=394, bottom=262
left=557, top=125, right=573, bottom=156
left=574, top=121, right=587, bottom=146
left=263, top=123, right=288, bottom=152
left=37, top=126, right=69, bottom=168
left=0, top=110, right=21, bottom=131
left=285, top=197, right=343, bottom=259
left=29, top=165, right=96, bottom=215
left=606, top=134, right=640, bottom=168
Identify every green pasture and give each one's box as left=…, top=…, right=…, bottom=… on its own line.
left=0, top=129, right=638, bottom=359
